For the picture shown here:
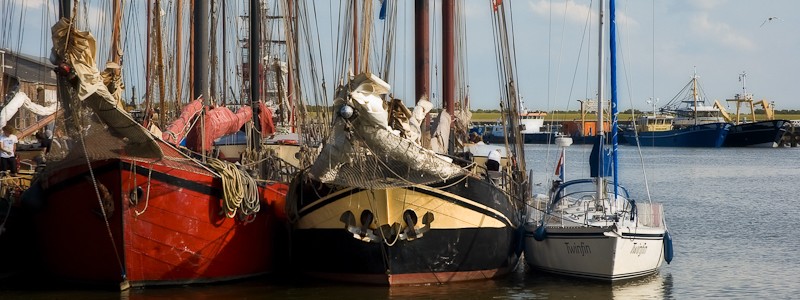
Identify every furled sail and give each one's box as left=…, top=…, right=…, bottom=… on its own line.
left=50, top=18, right=163, bottom=158
left=309, top=73, right=464, bottom=189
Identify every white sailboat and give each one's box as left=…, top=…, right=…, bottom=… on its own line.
left=524, top=0, right=673, bottom=281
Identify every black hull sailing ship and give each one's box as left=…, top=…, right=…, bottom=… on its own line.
left=291, top=175, right=521, bottom=284
left=286, top=0, right=528, bottom=285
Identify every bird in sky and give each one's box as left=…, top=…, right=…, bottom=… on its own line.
left=760, top=16, right=782, bottom=27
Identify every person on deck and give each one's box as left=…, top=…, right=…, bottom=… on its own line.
left=486, top=148, right=501, bottom=172
left=0, top=124, right=18, bottom=176
left=36, top=129, right=53, bottom=154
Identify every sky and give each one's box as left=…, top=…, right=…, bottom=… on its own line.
left=3, top=0, right=799, bottom=112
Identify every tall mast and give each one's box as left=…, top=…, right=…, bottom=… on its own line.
left=222, top=0, right=227, bottom=105
left=145, top=0, right=152, bottom=118
left=155, top=0, right=166, bottom=125
left=109, top=0, right=123, bottom=66
left=415, top=0, right=430, bottom=146
left=288, top=0, right=296, bottom=130
left=442, top=0, right=454, bottom=117
left=194, top=0, right=209, bottom=100
left=352, top=0, right=359, bottom=72
left=609, top=0, right=619, bottom=198
left=596, top=0, right=606, bottom=201
left=175, top=0, right=183, bottom=114
left=250, top=0, right=262, bottom=150
left=692, top=68, right=698, bottom=125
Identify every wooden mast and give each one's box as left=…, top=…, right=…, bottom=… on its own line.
left=287, top=0, right=296, bottom=130
left=193, top=0, right=209, bottom=100
left=442, top=0, right=454, bottom=117
left=249, top=0, right=262, bottom=150
left=352, top=0, right=358, bottom=72
left=144, top=0, right=152, bottom=123
left=175, top=0, right=183, bottom=114
left=415, top=0, right=430, bottom=146
left=222, top=0, right=227, bottom=105
left=155, top=0, right=166, bottom=126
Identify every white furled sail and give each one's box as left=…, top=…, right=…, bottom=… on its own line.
left=309, top=73, right=463, bottom=189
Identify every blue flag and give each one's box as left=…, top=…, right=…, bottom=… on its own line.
left=379, top=0, right=387, bottom=20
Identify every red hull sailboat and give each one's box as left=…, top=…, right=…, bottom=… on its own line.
left=22, top=0, right=288, bottom=288
left=29, top=137, right=287, bottom=287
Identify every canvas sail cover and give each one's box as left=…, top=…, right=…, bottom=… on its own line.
left=184, top=105, right=252, bottom=153
left=51, top=18, right=163, bottom=158
left=309, top=72, right=464, bottom=189
left=0, top=92, right=59, bottom=127
left=258, top=101, right=276, bottom=136
left=162, top=98, right=204, bottom=145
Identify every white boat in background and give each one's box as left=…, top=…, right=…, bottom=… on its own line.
left=524, top=0, right=672, bottom=281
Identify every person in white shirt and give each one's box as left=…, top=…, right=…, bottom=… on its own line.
left=0, top=124, right=18, bottom=176
left=486, top=148, right=501, bottom=172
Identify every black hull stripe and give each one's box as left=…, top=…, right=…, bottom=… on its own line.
left=43, top=160, right=220, bottom=197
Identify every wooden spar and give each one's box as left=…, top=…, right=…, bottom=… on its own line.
left=109, top=0, right=122, bottom=66
left=222, top=0, right=227, bottom=105
left=352, top=0, right=358, bottom=73
left=194, top=0, right=209, bottom=100
left=145, top=0, right=152, bottom=121
left=249, top=0, right=262, bottom=150
left=189, top=0, right=194, bottom=100
left=155, top=0, right=166, bottom=126
left=415, top=0, right=430, bottom=103
left=176, top=0, right=183, bottom=113
left=415, top=0, right=430, bottom=147
left=209, top=0, right=218, bottom=100
left=287, top=0, right=296, bottom=130
left=442, top=0, right=454, bottom=117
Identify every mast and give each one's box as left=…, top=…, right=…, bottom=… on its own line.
left=222, top=0, right=227, bottom=105
left=352, top=0, right=359, bottom=72
left=609, top=0, right=619, bottom=198
left=442, top=0, right=454, bottom=117
left=145, top=0, right=152, bottom=123
left=109, top=0, right=123, bottom=67
left=194, top=0, right=209, bottom=100
left=155, top=0, right=166, bottom=126
left=692, top=68, right=698, bottom=125
left=175, top=0, right=183, bottom=114
left=415, top=0, right=430, bottom=147
left=250, top=0, right=262, bottom=150
left=288, top=0, right=296, bottom=130
left=596, top=0, right=606, bottom=201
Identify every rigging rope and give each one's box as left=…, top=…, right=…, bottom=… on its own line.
left=206, top=157, right=260, bottom=220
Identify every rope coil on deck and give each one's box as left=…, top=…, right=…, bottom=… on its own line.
left=206, top=158, right=260, bottom=221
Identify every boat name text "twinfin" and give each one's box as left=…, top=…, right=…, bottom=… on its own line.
left=630, top=243, right=648, bottom=256
left=564, top=242, right=591, bottom=256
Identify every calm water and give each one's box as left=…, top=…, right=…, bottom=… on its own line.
left=2, top=144, right=798, bottom=299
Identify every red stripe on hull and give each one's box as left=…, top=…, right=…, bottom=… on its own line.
left=33, top=158, right=287, bottom=287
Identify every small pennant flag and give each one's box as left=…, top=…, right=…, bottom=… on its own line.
left=555, top=151, right=565, bottom=181
left=493, top=0, right=502, bottom=11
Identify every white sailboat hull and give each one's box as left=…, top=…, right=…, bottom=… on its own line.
left=525, top=226, right=665, bottom=280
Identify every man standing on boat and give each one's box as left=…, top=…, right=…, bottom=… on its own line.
left=486, top=148, right=501, bottom=171
left=0, top=124, right=18, bottom=176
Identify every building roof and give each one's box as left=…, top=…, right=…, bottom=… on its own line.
left=1, top=48, right=57, bottom=85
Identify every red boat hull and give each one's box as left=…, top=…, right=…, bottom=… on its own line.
left=31, top=148, right=287, bottom=287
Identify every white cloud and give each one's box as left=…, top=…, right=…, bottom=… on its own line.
left=683, top=0, right=728, bottom=11
left=690, top=12, right=755, bottom=51
left=21, top=0, right=48, bottom=8
left=528, top=0, right=638, bottom=28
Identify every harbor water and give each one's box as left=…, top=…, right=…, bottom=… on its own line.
left=1, top=144, right=799, bottom=299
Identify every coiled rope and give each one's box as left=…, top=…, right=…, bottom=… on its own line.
left=206, top=158, right=260, bottom=221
